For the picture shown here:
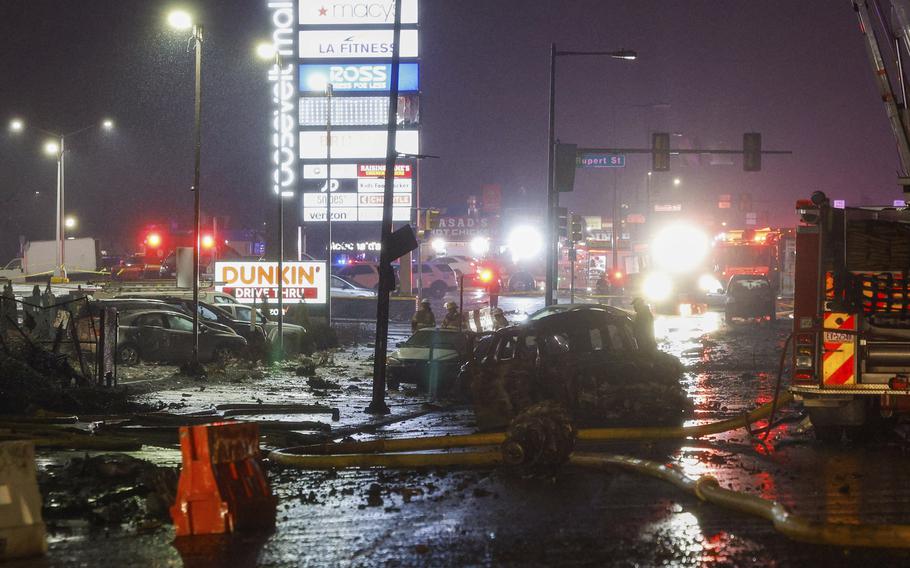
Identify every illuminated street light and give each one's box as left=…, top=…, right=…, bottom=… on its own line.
left=102, top=118, right=114, bottom=130
left=255, top=42, right=277, bottom=61
left=255, top=39, right=289, bottom=358
left=167, top=9, right=193, bottom=31
left=43, top=140, right=60, bottom=156
left=673, top=177, right=681, bottom=187
left=64, top=216, right=77, bottom=229
left=169, top=10, right=205, bottom=373
left=9, top=118, right=24, bottom=133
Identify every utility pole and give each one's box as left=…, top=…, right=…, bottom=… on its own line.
left=325, top=83, right=333, bottom=326
left=367, top=0, right=403, bottom=415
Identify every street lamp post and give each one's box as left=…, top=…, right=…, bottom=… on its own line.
left=11, top=118, right=113, bottom=280
left=325, top=83, right=333, bottom=326
left=168, top=10, right=205, bottom=373
left=545, top=45, right=636, bottom=306
left=256, top=42, right=288, bottom=359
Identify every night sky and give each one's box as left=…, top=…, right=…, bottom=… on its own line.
left=0, top=1, right=899, bottom=261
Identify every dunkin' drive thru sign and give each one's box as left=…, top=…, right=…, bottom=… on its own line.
left=215, top=261, right=326, bottom=304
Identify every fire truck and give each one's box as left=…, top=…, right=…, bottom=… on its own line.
left=791, top=195, right=910, bottom=439
left=789, top=0, right=910, bottom=439
left=712, top=227, right=794, bottom=294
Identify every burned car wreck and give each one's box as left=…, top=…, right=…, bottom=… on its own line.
left=460, top=305, right=690, bottom=430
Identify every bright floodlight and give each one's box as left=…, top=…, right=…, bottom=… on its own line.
left=470, top=236, right=490, bottom=256
left=9, top=119, right=24, bottom=133
left=642, top=272, right=673, bottom=302
left=651, top=224, right=710, bottom=274
left=255, top=42, right=277, bottom=60
left=43, top=141, right=60, bottom=156
left=507, top=225, right=544, bottom=263
left=64, top=217, right=77, bottom=229
left=167, top=9, right=193, bottom=31
left=431, top=238, right=447, bottom=254
left=102, top=118, right=114, bottom=130
left=673, top=177, right=681, bottom=186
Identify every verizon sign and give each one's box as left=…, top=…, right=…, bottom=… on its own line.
left=299, top=0, right=418, bottom=25
left=299, top=29, right=419, bottom=59
left=215, top=261, right=326, bottom=304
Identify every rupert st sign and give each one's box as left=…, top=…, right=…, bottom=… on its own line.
left=215, top=261, right=327, bottom=304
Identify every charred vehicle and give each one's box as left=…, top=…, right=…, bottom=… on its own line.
left=117, top=310, right=247, bottom=365
left=460, top=305, right=688, bottom=430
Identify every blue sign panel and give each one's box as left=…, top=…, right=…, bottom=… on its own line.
left=299, top=63, right=419, bottom=93
left=577, top=153, right=626, bottom=168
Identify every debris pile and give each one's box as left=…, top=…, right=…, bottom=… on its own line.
left=39, top=453, right=177, bottom=530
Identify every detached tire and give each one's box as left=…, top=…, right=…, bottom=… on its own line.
left=118, top=344, right=140, bottom=366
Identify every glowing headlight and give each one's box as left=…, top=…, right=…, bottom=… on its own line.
left=651, top=224, right=711, bottom=274
left=698, top=274, right=723, bottom=293
left=643, top=273, right=673, bottom=301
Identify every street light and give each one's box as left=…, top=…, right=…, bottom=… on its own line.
left=255, top=40, right=288, bottom=359
left=545, top=45, right=637, bottom=306
left=673, top=177, right=681, bottom=187
left=13, top=118, right=113, bottom=280
left=168, top=8, right=205, bottom=373
left=64, top=216, right=76, bottom=229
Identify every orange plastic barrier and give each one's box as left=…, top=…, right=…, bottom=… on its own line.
left=170, top=422, right=277, bottom=537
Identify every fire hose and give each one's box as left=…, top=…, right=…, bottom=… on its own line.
left=268, top=391, right=910, bottom=548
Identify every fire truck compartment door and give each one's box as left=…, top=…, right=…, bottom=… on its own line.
left=822, top=312, right=857, bottom=386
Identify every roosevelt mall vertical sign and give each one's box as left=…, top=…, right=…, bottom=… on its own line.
left=267, top=0, right=421, bottom=224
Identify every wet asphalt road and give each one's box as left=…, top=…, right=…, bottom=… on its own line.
left=15, top=296, right=910, bottom=567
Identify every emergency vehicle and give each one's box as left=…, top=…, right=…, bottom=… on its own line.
left=712, top=227, right=794, bottom=294
left=791, top=195, right=910, bottom=439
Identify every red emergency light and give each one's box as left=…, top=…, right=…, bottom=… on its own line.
left=201, top=234, right=215, bottom=249
left=146, top=232, right=162, bottom=248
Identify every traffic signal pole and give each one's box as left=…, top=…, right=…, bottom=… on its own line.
left=545, top=44, right=557, bottom=307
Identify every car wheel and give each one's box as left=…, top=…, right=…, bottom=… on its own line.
left=213, top=344, right=237, bottom=362
left=118, top=344, right=140, bottom=366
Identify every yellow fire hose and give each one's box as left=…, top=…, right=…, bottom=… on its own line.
left=570, top=453, right=910, bottom=549
left=268, top=391, right=794, bottom=469
left=268, top=391, right=910, bottom=548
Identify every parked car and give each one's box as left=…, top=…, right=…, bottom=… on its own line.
left=117, top=309, right=246, bottom=365
left=724, top=274, right=776, bottom=323
left=215, top=303, right=309, bottom=355
left=409, top=263, right=458, bottom=298
left=507, top=271, right=537, bottom=292
left=155, top=297, right=269, bottom=347
left=331, top=275, right=376, bottom=298
left=434, top=255, right=476, bottom=278
left=335, top=263, right=392, bottom=290
left=91, top=298, right=237, bottom=336
left=387, top=327, right=472, bottom=392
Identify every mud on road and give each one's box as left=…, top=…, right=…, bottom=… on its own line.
left=10, top=316, right=910, bottom=567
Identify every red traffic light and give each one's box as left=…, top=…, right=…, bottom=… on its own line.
left=201, top=234, right=215, bottom=249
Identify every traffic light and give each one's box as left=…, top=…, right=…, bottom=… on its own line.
left=556, top=207, right=568, bottom=238
left=652, top=132, right=670, bottom=172
left=570, top=214, right=585, bottom=242
left=743, top=132, right=761, bottom=171
left=425, top=208, right=440, bottom=230
left=555, top=143, right=578, bottom=192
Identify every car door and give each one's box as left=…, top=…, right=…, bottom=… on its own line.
left=135, top=313, right=169, bottom=361
left=164, top=313, right=195, bottom=362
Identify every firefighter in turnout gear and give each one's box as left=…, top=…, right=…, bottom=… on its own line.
left=441, top=301, right=462, bottom=329
left=411, top=299, right=436, bottom=332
